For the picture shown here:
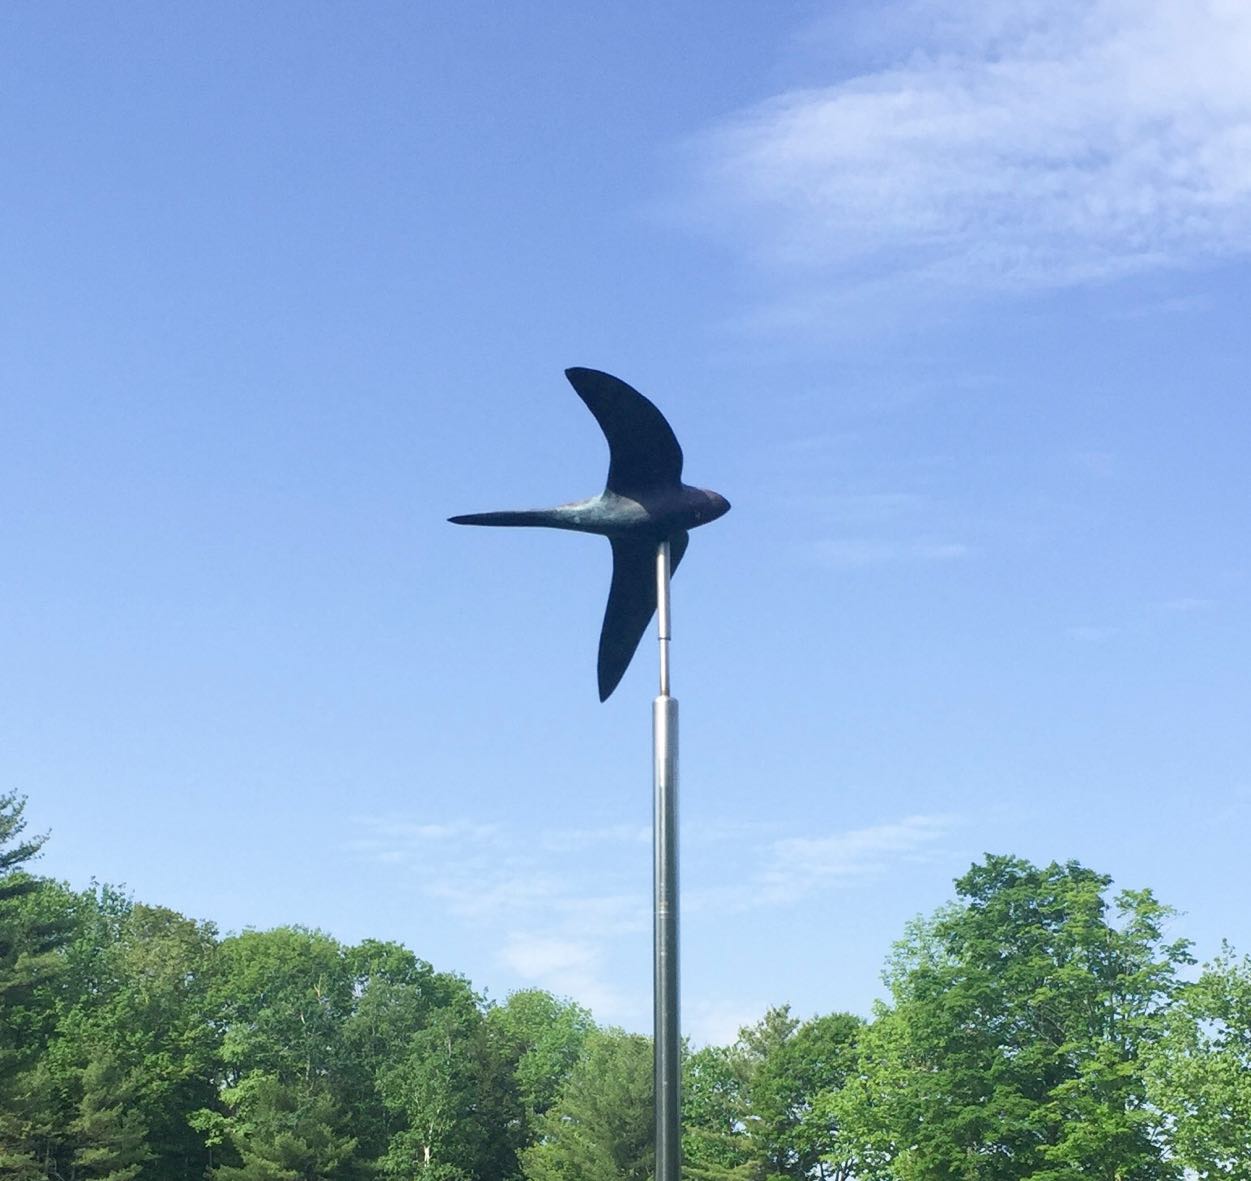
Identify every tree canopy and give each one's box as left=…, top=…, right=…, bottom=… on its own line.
left=1, top=795, right=1247, bottom=1181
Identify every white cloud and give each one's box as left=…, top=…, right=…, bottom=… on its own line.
left=540, top=824, right=650, bottom=853
left=695, top=0, right=1251, bottom=291
left=685, top=999, right=762, bottom=1049
left=501, top=933, right=599, bottom=979
left=347, top=815, right=650, bottom=1021
left=348, top=811, right=955, bottom=1028
left=426, top=873, right=564, bottom=922
left=758, top=814, right=955, bottom=904
left=501, top=933, right=635, bottom=1022
left=347, top=816, right=501, bottom=863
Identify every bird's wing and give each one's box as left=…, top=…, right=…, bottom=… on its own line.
left=565, top=368, right=684, bottom=495
left=597, top=531, right=689, bottom=701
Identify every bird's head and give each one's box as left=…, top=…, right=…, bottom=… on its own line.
left=692, top=487, right=731, bottom=526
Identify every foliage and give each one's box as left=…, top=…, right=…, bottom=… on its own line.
left=683, top=1043, right=755, bottom=1179
left=487, top=989, right=594, bottom=1124
left=2, top=798, right=1246, bottom=1181
left=378, top=991, right=524, bottom=1180
left=751, top=1011, right=861, bottom=1180
left=834, top=854, right=1191, bottom=1181
left=340, top=939, right=472, bottom=1163
left=1145, top=944, right=1251, bottom=1178
left=69, top=1055, right=151, bottom=1181
left=521, top=1029, right=653, bottom=1181
left=211, top=1074, right=359, bottom=1181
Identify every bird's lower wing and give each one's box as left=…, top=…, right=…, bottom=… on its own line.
left=598, top=531, right=689, bottom=701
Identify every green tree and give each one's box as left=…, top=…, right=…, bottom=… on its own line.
left=0, top=795, right=78, bottom=1179
left=53, top=901, right=221, bottom=1180
left=751, top=1012, right=861, bottom=1181
left=206, top=928, right=362, bottom=1179
left=834, top=855, right=1189, bottom=1181
left=1146, top=943, right=1251, bottom=1178
left=379, top=993, right=523, bottom=1180
left=682, top=1043, right=755, bottom=1181
left=340, top=940, right=471, bottom=1165
left=0, top=794, right=65, bottom=1076
left=683, top=1006, right=802, bottom=1181
left=211, top=1074, right=358, bottom=1181
left=69, top=1055, right=151, bottom=1181
left=487, top=990, right=594, bottom=1129
left=214, top=927, right=354, bottom=1087
left=522, top=1029, right=653, bottom=1181
left=737, top=1007, right=800, bottom=1071
left=0, top=1057, right=63, bottom=1180
left=681, top=1006, right=862, bottom=1181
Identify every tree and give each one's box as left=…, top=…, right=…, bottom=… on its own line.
left=53, top=901, right=222, bottom=1180
left=751, top=1013, right=861, bottom=1181
left=378, top=988, right=523, bottom=1180
left=834, top=855, right=1190, bottom=1181
left=340, top=940, right=472, bottom=1165
left=683, top=1043, right=756, bottom=1181
left=0, top=793, right=63, bottom=1076
left=487, top=990, right=594, bottom=1130
left=214, top=927, right=355, bottom=1088
left=206, top=928, right=362, bottom=1180
left=1146, top=943, right=1251, bottom=1178
left=69, top=1055, right=151, bottom=1181
left=0, top=1057, right=63, bottom=1181
left=211, top=1074, right=359, bottom=1181
left=522, top=1029, right=653, bottom=1181
left=0, top=795, right=77, bottom=1179
left=681, top=1005, right=862, bottom=1181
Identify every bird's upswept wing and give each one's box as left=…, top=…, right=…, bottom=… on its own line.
left=597, top=530, right=689, bottom=701
left=565, top=367, right=684, bottom=496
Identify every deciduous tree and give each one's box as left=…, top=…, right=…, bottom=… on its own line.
left=1146, top=943, right=1251, bottom=1179
left=834, top=855, right=1189, bottom=1181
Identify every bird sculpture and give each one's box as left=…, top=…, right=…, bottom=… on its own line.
left=449, top=367, right=731, bottom=700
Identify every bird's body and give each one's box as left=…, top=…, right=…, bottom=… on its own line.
left=451, top=486, right=725, bottom=539
left=449, top=368, right=729, bottom=699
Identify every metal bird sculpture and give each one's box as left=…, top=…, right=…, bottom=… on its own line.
left=449, top=367, right=731, bottom=700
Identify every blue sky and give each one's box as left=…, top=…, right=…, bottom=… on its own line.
left=3, top=0, right=1249, bottom=1044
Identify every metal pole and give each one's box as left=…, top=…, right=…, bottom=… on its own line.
left=653, top=539, right=680, bottom=1181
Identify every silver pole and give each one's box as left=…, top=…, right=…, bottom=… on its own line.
left=653, top=539, right=680, bottom=1181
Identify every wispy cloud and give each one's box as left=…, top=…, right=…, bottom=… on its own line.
left=811, top=538, right=971, bottom=568
left=347, top=817, right=501, bottom=858
left=348, top=810, right=956, bottom=1024
left=685, top=999, right=764, bottom=1049
left=500, top=934, right=634, bottom=1019
left=348, top=815, right=649, bottom=1022
left=757, top=814, right=956, bottom=904
left=539, top=825, right=650, bottom=854
left=692, top=0, right=1251, bottom=293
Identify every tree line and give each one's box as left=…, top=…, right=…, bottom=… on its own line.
left=1, top=791, right=1247, bottom=1180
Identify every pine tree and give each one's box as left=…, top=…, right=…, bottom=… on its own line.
left=69, top=1056, right=152, bottom=1181
left=212, top=1075, right=359, bottom=1181
left=0, top=795, right=76, bottom=1180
